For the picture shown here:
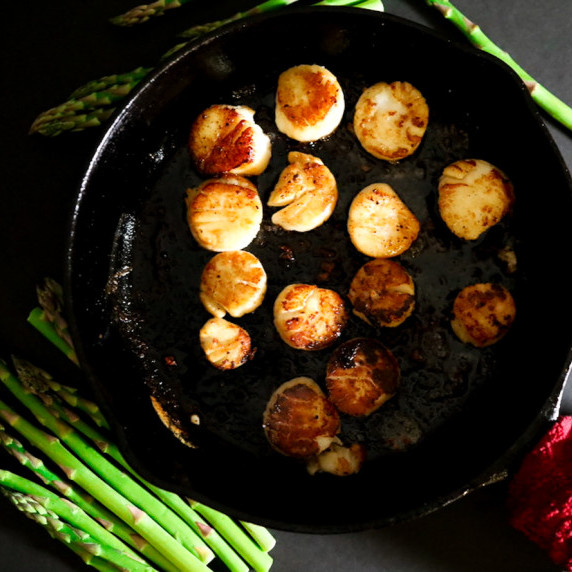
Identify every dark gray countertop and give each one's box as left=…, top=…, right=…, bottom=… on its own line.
left=1, top=1, right=571, bottom=570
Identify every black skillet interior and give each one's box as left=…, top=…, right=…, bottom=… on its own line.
left=67, top=7, right=572, bottom=532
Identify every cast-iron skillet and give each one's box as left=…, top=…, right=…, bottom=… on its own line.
left=66, top=7, right=572, bottom=532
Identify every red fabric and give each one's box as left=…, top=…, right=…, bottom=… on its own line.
left=507, top=415, right=572, bottom=570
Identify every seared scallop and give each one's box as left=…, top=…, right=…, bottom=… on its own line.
left=267, top=152, right=338, bottom=232
left=186, top=174, right=263, bottom=252
left=325, top=337, right=400, bottom=416
left=275, top=64, right=345, bottom=142
left=353, top=81, right=429, bottom=161
left=199, top=317, right=254, bottom=370
left=263, top=377, right=340, bottom=458
left=189, top=104, right=271, bottom=176
left=273, top=284, right=348, bottom=350
left=347, top=183, right=420, bottom=258
left=307, top=441, right=366, bottom=477
left=451, top=283, right=516, bottom=347
left=200, top=251, right=267, bottom=318
left=348, top=258, right=415, bottom=328
left=438, top=159, right=515, bottom=240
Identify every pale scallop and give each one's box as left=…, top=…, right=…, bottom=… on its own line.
left=186, top=174, right=263, bottom=252
left=267, top=151, right=338, bottom=232
left=451, top=283, right=516, bottom=347
left=199, top=317, right=254, bottom=370
left=273, top=283, right=348, bottom=351
left=189, top=104, right=271, bottom=176
left=263, top=377, right=340, bottom=459
left=347, top=183, right=420, bottom=258
left=348, top=258, right=415, bottom=328
left=353, top=81, right=429, bottom=161
left=438, top=159, right=515, bottom=240
left=325, top=337, right=400, bottom=416
left=200, top=250, right=267, bottom=318
left=275, top=64, right=345, bottom=142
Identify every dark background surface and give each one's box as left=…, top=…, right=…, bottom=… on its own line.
left=1, top=1, right=572, bottom=570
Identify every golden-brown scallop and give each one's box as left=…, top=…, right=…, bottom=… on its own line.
left=348, top=258, right=415, bottom=328
left=325, top=337, right=400, bottom=416
left=273, top=284, right=348, bottom=351
left=451, top=283, right=516, bottom=347
left=267, top=152, right=338, bottom=232
left=199, top=317, right=254, bottom=370
left=275, top=64, right=345, bottom=142
left=189, top=104, right=271, bottom=176
left=353, top=81, right=429, bottom=161
left=438, top=159, right=515, bottom=240
left=263, top=377, right=340, bottom=458
left=186, top=175, right=263, bottom=252
left=307, top=442, right=366, bottom=476
left=347, top=183, right=420, bottom=258
left=200, top=251, right=267, bottom=318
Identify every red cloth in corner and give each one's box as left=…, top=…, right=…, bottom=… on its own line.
left=507, top=415, right=572, bottom=570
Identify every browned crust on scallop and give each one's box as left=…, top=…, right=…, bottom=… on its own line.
left=276, top=66, right=340, bottom=128
left=347, top=184, right=420, bottom=258
left=348, top=259, right=415, bottom=327
left=273, top=284, right=349, bottom=350
left=263, top=378, right=340, bottom=458
left=451, top=283, right=516, bottom=347
left=326, top=338, right=400, bottom=416
left=199, top=251, right=266, bottom=318
left=353, top=81, right=429, bottom=161
left=189, top=105, right=256, bottom=175
left=199, top=317, right=254, bottom=370
left=438, top=159, right=515, bottom=240
left=185, top=175, right=262, bottom=251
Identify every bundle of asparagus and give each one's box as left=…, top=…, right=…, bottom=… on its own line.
left=0, top=279, right=276, bottom=571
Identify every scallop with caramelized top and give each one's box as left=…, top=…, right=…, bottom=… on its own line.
left=438, top=159, right=515, bottom=240
left=199, top=317, right=254, bottom=370
left=189, top=104, right=271, bottom=176
left=451, top=283, right=516, bottom=347
left=348, top=258, right=415, bottom=328
left=353, top=81, right=429, bottom=161
left=275, top=64, right=345, bottom=142
left=326, top=337, right=400, bottom=416
left=273, top=284, right=348, bottom=350
left=186, top=174, right=263, bottom=252
left=263, top=377, right=340, bottom=458
left=347, top=183, right=420, bottom=258
left=200, top=251, right=267, bottom=318
left=268, top=151, right=338, bottom=232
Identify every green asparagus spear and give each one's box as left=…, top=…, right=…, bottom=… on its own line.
left=187, top=500, right=273, bottom=572
left=177, top=0, right=299, bottom=41
left=13, top=354, right=108, bottom=430
left=240, top=522, right=276, bottom=553
left=3, top=488, right=123, bottom=572
left=27, top=278, right=79, bottom=364
left=111, top=0, right=189, bottom=26
left=0, top=473, right=155, bottom=571
left=426, top=0, right=572, bottom=131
